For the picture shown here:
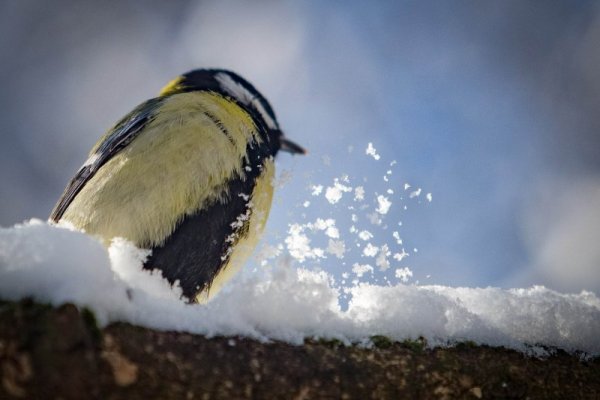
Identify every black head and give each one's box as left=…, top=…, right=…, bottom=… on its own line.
left=159, top=69, right=305, bottom=156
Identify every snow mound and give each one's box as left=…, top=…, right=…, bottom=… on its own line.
left=1, top=220, right=599, bottom=355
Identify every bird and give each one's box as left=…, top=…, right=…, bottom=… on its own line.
left=49, top=69, right=305, bottom=303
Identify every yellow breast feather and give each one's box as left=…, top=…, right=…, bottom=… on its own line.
left=62, top=92, right=261, bottom=248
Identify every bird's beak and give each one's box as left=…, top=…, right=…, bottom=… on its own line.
left=280, top=136, right=307, bottom=155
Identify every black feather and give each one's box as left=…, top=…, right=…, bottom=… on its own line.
left=143, top=135, right=271, bottom=301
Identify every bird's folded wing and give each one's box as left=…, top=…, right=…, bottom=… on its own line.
left=49, top=98, right=164, bottom=222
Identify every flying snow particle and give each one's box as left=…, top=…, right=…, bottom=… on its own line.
left=367, top=212, right=382, bottom=226
left=308, top=218, right=339, bottom=239
left=354, top=186, right=365, bottom=202
left=392, top=231, right=402, bottom=245
left=404, top=183, right=411, bottom=190
left=285, top=224, right=325, bottom=262
left=393, top=249, right=409, bottom=261
left=303, top=201, right=310, bottom=208
left=326, top=226, right=339, bottom=239
left=426, top=193, right=433, bottom=202
left=395, top=267, right=413, bottom=282
left=376, top=195, right=392, bottom=215
left=311, top=185, right=323, bottom=196
left=375, top=244, right=391, bottom=271
left=358, top=230, right=373, bottom=241
left=363, top=243, right=379, bottom=257
left=352, top=263, right=374, bottom=278
left=365, top=142, right=380, bottom=160
left=325, top=179, right=352, bottom=204
left=327, top=239, right=346, bottom=259
left=409, top=188, right=422, bottom=198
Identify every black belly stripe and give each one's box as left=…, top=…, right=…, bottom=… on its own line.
left=143, top=170, right=258, bottom=301
left=143, top=117, right=274, bottom=302
left=203, top=111, right=236, bottom=146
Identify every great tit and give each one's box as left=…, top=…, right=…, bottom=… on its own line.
left=50, top=69, right=305, bottom=302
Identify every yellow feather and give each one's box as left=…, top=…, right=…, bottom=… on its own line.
left=158, top=76, right=184, bottom=97
left=62, top=91, right=262, bottom=248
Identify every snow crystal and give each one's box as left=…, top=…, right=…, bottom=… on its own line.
left=363, top=243, right=379, bottom=257
left=354, top=186, right=365, bottom=202
left=395, top=267, right=413, bottom=282
left=375, top=244, right=391, bottom=271
left=404, top=183, right=411, bottom=190
left=393, top=249, right=409, bottom=261
left=325, top=179, right=352, bottom=204
left=352, top=263, right=373, bottom=278
left=365, top=142, right=380, bottom=160
left=358, top=230, right=373, bottom=241
left=376, top=195, right=392, bottom=215
left=392, top=231, right=403, bottom=245
left=310, top=185, right=323, bottom=196
left=285, top=224, right=325, bottom=262
left=255, top=244, right=282, bottom=266
left=327, top=239, right=346, bottom=259
left=367, top=212, right=382, bottom=226
left=309, top=218, right=339, bottom=239
left=409, top=188, right=422, bottom=198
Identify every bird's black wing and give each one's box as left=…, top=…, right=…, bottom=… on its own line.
left=49, top=97, right=164, bottom=222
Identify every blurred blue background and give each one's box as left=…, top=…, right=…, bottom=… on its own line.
left=1, top=0, right=599, bottom=294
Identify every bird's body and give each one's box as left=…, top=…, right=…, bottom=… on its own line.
left=50, top=69, right=304, bottom=302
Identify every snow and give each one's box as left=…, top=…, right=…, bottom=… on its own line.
left=326, top=239, right=346, bottom=259
left=1, top=220, right=600, bottom=355
left=409, top=188, right=422, bottom=198
left=362, top=243, right=379, bottom=257
left=310, top=185, right=323, bottom=196
left=324, top=179, right=352, bottom=204
left=352, top=263, right=373, bottom=278
left=376, top=195, right=392, bottom=215
left=353, top=186, right=365, bottom=202
left=285, top=224, right=324, bottom=262
left=365, top=142, right=380, bottom=160
left=375, top=244, right=391, bottom=271
left=358, top=230, right=373, bottom=241
left=395, top=267, right=413, bottom=282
